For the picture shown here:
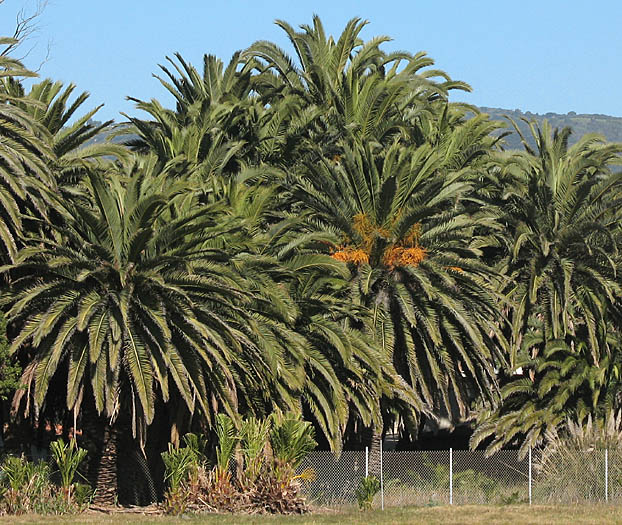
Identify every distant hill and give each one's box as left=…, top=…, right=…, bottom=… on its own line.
left=88, top=108, right=622, bottom=152
left=478, top=107, right=622, bottom=150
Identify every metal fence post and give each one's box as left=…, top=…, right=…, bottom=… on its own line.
left=365, top=446, right=369, bottom=478
left=380, top=440, right=384, bottom=510
left=605, top=448, right=609, bottom=503
left=528, top=447, right=532, bottom=505
left=449, top=447, right=453, bottom=505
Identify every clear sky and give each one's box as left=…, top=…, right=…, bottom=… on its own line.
left=2, top=0, right=621, bottom=122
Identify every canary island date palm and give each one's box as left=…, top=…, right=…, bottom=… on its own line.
left=122, top=47, right=416, bottom=447
left=217, top=175, right=418, bottom=449
left=2, top=158, right=294, bottom=503
left=244, top=16, right=470, bottom=154
left=472, top=325, right=622, bottom=456
left=124, top=52, right=309, bottom=176
left=286, top=129, right=504, bottom=442
left=124, top=53, right=250, bottom=172
left=2, top=78, right=127, bottom=199
left=471, top=120, right=622, bottom=454
left=0, top=38, right=54, bottom=262
left=246, top=16, right=466, bottom=112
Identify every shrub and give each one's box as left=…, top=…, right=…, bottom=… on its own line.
left=246, top=413, right=316, bottom=514
left=0, top=447, right=90, bottom=515
left=49, top=438, right=88, bottom=502
left=161, top=412, right=316, bottom=515
left=161, top=439, right=205, bottom=515
left=355, top=475, right=380, bottom=510
left=0, top=456, right=52, bottom=514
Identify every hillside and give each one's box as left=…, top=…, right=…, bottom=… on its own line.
left=88, top=108, right=622, bottom=152
left=479, top=107, right=622, bottom=150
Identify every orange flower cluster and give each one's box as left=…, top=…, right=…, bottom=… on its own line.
left=446, top=266, right=464, bottom=273
left=353, top=213, right=389, bottom=251
left=383, top=246, right=427, bottom=269
left=331, top=247, right=370, bottom=264
left=330, top=215, right=427, bottom=269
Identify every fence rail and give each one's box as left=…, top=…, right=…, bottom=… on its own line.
left=298, top=448, right=619, bottom=508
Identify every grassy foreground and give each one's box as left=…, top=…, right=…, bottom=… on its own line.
left=1, top=505, right=622, bottom=525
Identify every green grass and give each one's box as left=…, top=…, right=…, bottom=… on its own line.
left=2, top=505, right=622, bottom=524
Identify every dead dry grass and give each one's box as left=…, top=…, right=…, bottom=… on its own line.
left=2, top=504, right=622, bottom=524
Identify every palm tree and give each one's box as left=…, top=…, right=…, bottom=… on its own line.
left=246, top=16, right=466, bottom=113
left=3, top=158, right=296, bottom=503
left=244, top=16, right=471, bottom=155
left=215, top=175, right=417, bottom=450
left=471, top=120, right=622, bottom=453
left=472, top=326, right=622, bottom=456
left=123, top=53, right=251, bottom=173
left=285, top=128, right=504, bottom=447
left=124, top=52, right=308, bottom=175
left=2, top=78, right=127, bottom=188
left=122, top=42, right=422, bottom=450
left=244, top=22, right=506, bottom=450
left=0, top=38, right=54, bottom=262
left=502, top=120, right=622, bottom=366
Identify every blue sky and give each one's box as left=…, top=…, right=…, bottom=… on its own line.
left=2, top=0, right=620, bottom=122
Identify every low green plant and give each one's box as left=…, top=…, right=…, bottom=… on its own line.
left=0, top=452, right=88, bottom=515
left=204, top=415, right=239, bottom=512
left=401, top=454, right=504, bottom=504
left=49, top=438, right=88, bottom=500
left=251, top=413, right=317, bottom=514
left=182, top=432, right=208, bottom=462
left=214, top=414, right=238, bottom=476
left=240, top=417, right=270, bottom=487
left=454, top=469, right=498, bottom=500
left=355, top=475, right=380, bottom=510
left=270, top=413, right=317, bottom=471
left=1, top=455, right=51, bottom=492
left=162, top=444, right=199, bottom=493
left=500, top=490, right=522, bottom=504
left=161, top=442, right=201, bottom=515
left=161, top=413, right=317, bottom=515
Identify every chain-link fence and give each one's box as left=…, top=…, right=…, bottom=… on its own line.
left=298, top=448, right=618, bottom=508
left=298, top=451, right=366, bottom=507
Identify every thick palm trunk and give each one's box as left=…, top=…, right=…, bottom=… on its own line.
left=92, top=422, right=118, bottom=505
left=82, top=401, right=119, bottom=506
left=366, top=423, right=383, bottom=477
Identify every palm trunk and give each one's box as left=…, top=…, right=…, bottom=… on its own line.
left=82, top=401, right=119, bottom=506
left=92, top=421, right=118, bottom=505
left=366, top=423, right=383, bottom=477
left=117, top=418, right=159, bottom=505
